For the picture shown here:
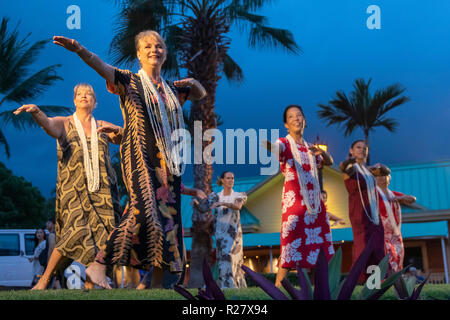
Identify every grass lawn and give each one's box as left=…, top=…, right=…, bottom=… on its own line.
left=1, top=284, right=449, bottom=300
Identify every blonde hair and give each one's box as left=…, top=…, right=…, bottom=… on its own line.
left=135, top=30, right=167, bottom=53
left=73, top=83, right=97, bottom=108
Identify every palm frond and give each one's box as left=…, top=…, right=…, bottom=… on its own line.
left=108, top=0, right=180, bottom=67
left=0, top=128, right=10, bottom=158
left=222, top=54, right=243, bottom=82
left=225, top=5, right=268, bottom=28
left=248, top=24, right=300, bottom=54
left=5, top=39, right=50, bottom=92
left=381, top=95, right=410, bottom=114
left=0, top=105, right=72, bottom=130
left=373, top=117, right=398, bottom=133
left=1, top=65, right=63, bottom=106
left=232, top=0, right=274, bottom=11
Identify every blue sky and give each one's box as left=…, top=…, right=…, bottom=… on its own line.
left=1, top=0, right=450, bottom=197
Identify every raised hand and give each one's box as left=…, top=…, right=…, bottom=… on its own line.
left=53, top=36, right=82, bottom=52
left=210, top=202, right=222, bottom=210
left=340, top=156, right=356, bottom=173
left=14, top=104, right=39, bottom=115
left=308, top=145, right=324, bottom=156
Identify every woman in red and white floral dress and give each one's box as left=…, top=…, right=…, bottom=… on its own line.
left=371, top=163, right=416, bottom=272
left=266, top=105, right=334, bottom=287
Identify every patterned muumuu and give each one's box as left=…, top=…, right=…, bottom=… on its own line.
left=98, top=68, right=190, bottom=273
left=55, top=120, right=121, bottom=266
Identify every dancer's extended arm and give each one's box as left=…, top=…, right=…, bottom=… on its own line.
left=53, top=36, right=115, bottom=84
left=14, top=104, right=65, bottom=139
left=174, top=78, right=207, bottom=101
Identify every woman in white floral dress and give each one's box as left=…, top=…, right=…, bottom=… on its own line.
left=266, top=105, right=335, bottom=287
left=211, top=171, right=247, bottom=288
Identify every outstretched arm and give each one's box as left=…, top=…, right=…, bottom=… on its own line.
left=174, top=78, right=207, bottom=101
left=14, top=104, right=65, bottom=139
left=53, top=36, right=115, bottom=84
left=182, top=186, right=207, bottom=199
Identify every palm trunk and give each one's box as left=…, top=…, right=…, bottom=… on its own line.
left=364, top=129, right=370, bottom=165
left=181, top=8, right=229, bottom=288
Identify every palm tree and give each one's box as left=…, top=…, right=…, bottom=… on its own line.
left=0, top=17, right=71, bottom=157
left=108, top=0, right=300, bottom=287
left=317, top=78, right=410, bottom=164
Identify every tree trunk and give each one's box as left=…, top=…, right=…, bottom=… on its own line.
left=182, top=10, right=230, bottom=288
left=364, top=129, right=370, bottom=165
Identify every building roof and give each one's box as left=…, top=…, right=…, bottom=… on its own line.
left=388, top=160, right=450, bottom=211
left=183, top=221, right=449, bottom=250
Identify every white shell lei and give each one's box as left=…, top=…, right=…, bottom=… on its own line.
left=73, top=113, right=99, bottom=192
left=286, top=134, right=322, bottom=215
left=355, top=163, right=380, bottom=225
left=138, top=69, right=186, bottom=176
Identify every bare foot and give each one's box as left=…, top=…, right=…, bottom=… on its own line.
left=275, top=282, right=282, bottom=288
left=86, top=262, right=112, bottom=289
left=31, top=276, right=50, bottom=290
left=136, top=283, right=146, bottom=290
left=84, top=276, right=95, bottom=290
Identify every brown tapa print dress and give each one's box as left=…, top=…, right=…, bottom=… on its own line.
left=97, top=68, right=189, bottom=273
left=55, top=120, right=121, bottom=266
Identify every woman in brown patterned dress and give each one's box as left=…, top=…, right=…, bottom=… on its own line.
left=52, top=31, right=207, bottom=288
left=14, top=84, right=123, bottom=289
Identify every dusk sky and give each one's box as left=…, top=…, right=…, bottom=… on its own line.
left=1, top=0, right=449, bottom=198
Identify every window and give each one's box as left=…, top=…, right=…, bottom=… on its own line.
left=0, top=234, right=20, bottom=256
left=25, top=234, right=35, bottom=256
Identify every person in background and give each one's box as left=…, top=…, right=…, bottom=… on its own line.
left=44, top=218, right=62, bottom=289
left=29, top=229, right=47, bottom=287
left=321, top=190, right=345, bottom=227
left=339, top=140, right=385, bottom=282
left=371, top=163, right=416, bottom=272
left=210, top=171, right=247, bottom=289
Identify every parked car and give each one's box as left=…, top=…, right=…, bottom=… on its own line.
left=0, top=229, right=86, bottom=289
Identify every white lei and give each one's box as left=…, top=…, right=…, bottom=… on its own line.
left=377, top=186, right=401, bottom=235
left=138, top=69, right=186, bottom=176
left=355, top=163, right=379, bottom=225
left=73, top=113, right=99, bottom=192
left=286, top=134, right=322, bottom=215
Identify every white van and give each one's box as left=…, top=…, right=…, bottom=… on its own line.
left=0, top=229, right=86, bottom=288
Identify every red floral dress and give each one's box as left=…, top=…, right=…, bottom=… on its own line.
left=378, top=190, right=404, bottom=272
left=277, top=137, right=334, bottom=269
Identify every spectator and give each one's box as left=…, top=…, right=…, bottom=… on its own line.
left=29, top=229, right=47, bottom=287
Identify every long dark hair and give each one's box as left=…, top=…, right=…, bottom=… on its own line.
left=216, top=171, right=233, bottom=186
left=34, top=228, right=47, bottom=247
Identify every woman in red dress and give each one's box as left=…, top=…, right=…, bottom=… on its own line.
left=266, top=105, right=334, bottom=287
left=340, top=141, right=385, bottom=281
left=371, top=163, right=416, bottom=272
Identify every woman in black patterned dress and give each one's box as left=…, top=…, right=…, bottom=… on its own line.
left=53, top=31, right=207, bottom=288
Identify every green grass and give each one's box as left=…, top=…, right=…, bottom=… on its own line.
left=1, top=285, right=449, bottom=300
